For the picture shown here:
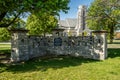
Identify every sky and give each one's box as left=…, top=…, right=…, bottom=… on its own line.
left=59, top=0, right=94, bottom=20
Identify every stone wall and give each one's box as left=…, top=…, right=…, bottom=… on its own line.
left=10, top=30, right=29, bottom=62
left=10, top=30, right=107, bottom=62
left=28, top=36, right=94, bottom=58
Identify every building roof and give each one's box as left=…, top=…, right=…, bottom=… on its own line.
left=58, top=18, right=77, bottom=29
left=66, top=18, right=77, bottom=28
left=58, top=20, right=68, bottom=27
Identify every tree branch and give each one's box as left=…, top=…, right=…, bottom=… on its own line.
left=0, top=12, right=21, bottom=28
left=104, top=12, right=120, bottom=24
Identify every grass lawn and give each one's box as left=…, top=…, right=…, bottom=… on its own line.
left=0, top=44, right=11, bottom=56
left=0, top=44, right=11, bottom=51
left=0, top=41, right=120, bottom=80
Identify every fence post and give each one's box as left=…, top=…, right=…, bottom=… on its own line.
left=92, top=30, right=107, bottom=60
left=9, top=29, right=29, bottom=62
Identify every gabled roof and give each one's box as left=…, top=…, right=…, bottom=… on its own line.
left=66, top=18, right=77, bottom=28
left=58, top=20, right=68, bottom=27
left=58, top=18, right=77, bottom=28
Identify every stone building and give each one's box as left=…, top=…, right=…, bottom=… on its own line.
left=58, top=5, right=91, bottom=36
left=58, top=18, right=77, bottom=36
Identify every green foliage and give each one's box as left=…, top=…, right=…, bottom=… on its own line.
left=8, top=18, right=26, bottom=29
left=0, top=0, right=70, bottom=27
left=87, top=0, right=120, bottom=29
left=0, top=18, right=25, bottom=42
left=0, top=28, right=10, bottom=42
left=26, top=13, right=58, bottom=35
left=87, top=0, right=120, bottom=43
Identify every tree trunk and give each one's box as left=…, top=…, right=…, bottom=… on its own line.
left=109, top=26, right=114, bottom=43
left=43, top=31, right=46, bottom=37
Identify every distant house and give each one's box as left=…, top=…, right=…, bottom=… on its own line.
left=114, top=23, right=120, bottom=39
left=114, top=30, right=120, bottom=39
left=57, top=5, right=91, bottom=36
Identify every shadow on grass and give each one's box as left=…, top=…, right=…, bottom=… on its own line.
left=108, top=42, right=120, bottom=44
left=0, top=56, right=98, bottom=73
left=0, top=49, right=11, bottom=60
left=1, top=48, right=120, bottom=73
left=0, top=49, right=11, bottom=54
left=108, top=48, right=120, bottom=58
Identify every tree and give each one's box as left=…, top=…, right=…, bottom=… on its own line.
left=0, top=18, right=25, bottom=42
left=0, top=28, right=10, bottom=41
left=87, top=0, right=120, bottom=43
left=26, top=13, right=57, bottom=36
left=0, top=0, right=70, bottom=28
left=8, top=18, right=26, bottom=29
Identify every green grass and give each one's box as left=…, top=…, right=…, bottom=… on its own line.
left=0, top=44, right=11, bottom=50
left=0, top=42, right=120, bottom=80
left=0, top=44, right=10, bottom=47
left=0, top=53, right=120, bottom=80
left=0, top=44, right=11, bottom=55
left=108, top=40, right=120, bottom=48
left=0, top=47, right=11, bottom=51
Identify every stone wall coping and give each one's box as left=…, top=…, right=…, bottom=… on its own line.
left=92, top=30, right=108, bottom=33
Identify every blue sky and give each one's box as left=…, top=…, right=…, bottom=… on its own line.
left=59, top=0, right=94, bottom=20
